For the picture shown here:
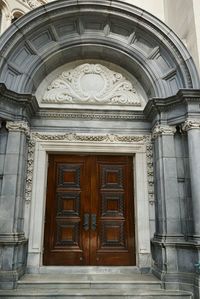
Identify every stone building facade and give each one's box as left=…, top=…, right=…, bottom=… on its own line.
left=0, top=0, right=200, bottom=298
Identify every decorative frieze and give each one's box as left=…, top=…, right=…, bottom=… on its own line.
left=6, top=121, right=30, bottom=137
left=182, top=119, right=200, bottom=131
left=37, top=111, right=146, bottom=121
left=42, top=63, right=143, bottom=106
left=31, top=132, right=149, bottom=143
left=152, top=123, right=176, bottom=139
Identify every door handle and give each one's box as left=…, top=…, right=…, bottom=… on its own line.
left=83, top=213, right=89, bottom=231
left=91, top=214, right=97, bottom=231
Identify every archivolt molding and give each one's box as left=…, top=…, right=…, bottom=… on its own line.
left=25, top=132, right=155, bottom=207
left=42, top=63, right=142, bottom=106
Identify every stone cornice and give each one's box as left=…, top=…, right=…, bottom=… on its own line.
left=152, top=123, right=176, bottom=139
left=144, top=89, right=200, bottom=121
left=0, top=83, right=39, bottom=119
left=182, top=119, right=200, bottom=131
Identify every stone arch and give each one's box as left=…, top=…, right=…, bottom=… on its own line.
left=0, top=0, right=199, bottom=99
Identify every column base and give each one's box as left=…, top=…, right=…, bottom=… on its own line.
left=0, top=233, right=28, bottom=289
left=151, top=236, right=200, bottom=298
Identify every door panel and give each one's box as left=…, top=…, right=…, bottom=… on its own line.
left=43, top=156, right=90, bottom=265
left=43, top=155, right=135, bottom=266
left=91, top=156, right=135, bottom=265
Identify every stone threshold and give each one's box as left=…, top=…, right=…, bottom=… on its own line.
left=27, top=266, right=143, bottom=274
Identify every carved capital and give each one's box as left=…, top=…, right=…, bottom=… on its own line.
left=6, top=121, right=30, bottom=137
left=152, top=124, right=176, bottom=139
left=182, top=119, right=200, bottom=132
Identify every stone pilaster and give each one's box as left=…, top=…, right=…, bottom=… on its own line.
left=0, top=120, right=29, bottom=289
left=152, top=123, right=182, bottom=238
left=182, top=119, right=200, bottom=241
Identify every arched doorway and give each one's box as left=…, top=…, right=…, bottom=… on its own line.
left=0, top=1, right=200, bottom=296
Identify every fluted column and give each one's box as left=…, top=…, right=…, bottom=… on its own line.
left=152, top=123, right=182, bottom=239
left=182, top=119, right=200, bottom=240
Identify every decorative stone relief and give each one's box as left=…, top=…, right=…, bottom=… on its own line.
left=146, top=143, right=155, bottom=205
left=25, top=140, right=35, bottom=202
left=37, top=111, right=146, bottom=120
left=182, top=119, right=200, bottom=131
left=21, top=0, right=45, bottom=9
left=6, top=121, right=30, bottom=137
left=31, top=132, right=149, bottom=143
left=42, top=64, right=142, bottom=106
left=151, top=123, right=176, bottom=139
left=25, top=132, right=154, bottom=206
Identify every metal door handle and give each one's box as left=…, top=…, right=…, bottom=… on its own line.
left=83, top=213, right=89, bottom=231
left=91, top=214, right=97, bottom=231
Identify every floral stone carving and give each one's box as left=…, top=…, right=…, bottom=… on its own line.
left=42, top=63, right=143, bottom=106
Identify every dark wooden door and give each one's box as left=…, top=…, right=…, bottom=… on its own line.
left=43, top=155, right=135, bottom=266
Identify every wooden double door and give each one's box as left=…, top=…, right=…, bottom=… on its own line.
left=43, top=155, right=135, bottom=266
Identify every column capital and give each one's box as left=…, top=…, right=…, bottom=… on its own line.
left=6, top=121, right=30, bottom=137
left=182, top=119, right=200, bottom=132
left=152, top=123, right=176, bottom=139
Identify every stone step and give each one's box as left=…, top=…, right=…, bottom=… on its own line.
left=28, top=266, right=141, bottom=275
left=0, top=288, right=192, bottom=298
left=0, top=273, right=192, bottom=298
left=17, top=273, right=162, bottom=290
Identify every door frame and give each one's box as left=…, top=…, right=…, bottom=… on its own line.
left=25, top=134, right=151, bottom=272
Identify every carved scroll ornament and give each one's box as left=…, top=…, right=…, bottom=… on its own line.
left=182, top=119, right=200, bottom=131
left=42, top=64, right=142, bottom=106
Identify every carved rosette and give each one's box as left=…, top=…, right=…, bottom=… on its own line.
left=6, top=121, right=30, bottom=137
left=42, top=63, right=143, bottom=106
left=182, top=119, right=200, bottom=132
left=152, top=124, right=176, bottom=139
